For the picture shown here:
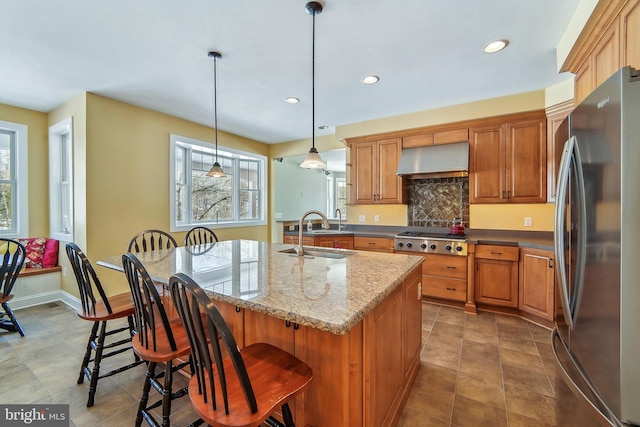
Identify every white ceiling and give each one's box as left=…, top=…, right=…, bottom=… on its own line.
left=0, top=0, right=582, bottom=144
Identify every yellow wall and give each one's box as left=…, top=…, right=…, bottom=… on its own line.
left=51, top=93, right=271, bottom=296
left=0, top=103, right=49, bottom=237
left=470, top=203, right=555, bottom=231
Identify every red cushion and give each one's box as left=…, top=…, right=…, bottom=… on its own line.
left=43, top=238, right=59, bottom=268
left=18, top=237, right=47, bottom=268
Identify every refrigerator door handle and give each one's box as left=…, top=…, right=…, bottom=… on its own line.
left=555, top=136, right=575, bottom=329
left=572, top=137, right=589, bottom=325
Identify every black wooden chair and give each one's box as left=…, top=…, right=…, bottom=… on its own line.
left=122, top=252, right=198, bottom=427
left=128, top=229, right=178, bottom=253
left=66, top=242, right=143, bottom=407
left=0, top=238, right=27, bottom=336
left=184, top=226, right=219, bottom=246
left=170, top=272, right=313, bottom=427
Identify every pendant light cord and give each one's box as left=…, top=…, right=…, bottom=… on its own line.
left=311, top=7, right=316, bottom=151
left=213, top=54, right=219, bottom=163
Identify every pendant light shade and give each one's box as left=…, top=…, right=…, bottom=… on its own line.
left=300, top=1, right=327, bottom=170
left=206, top=51, right=227, bottom=178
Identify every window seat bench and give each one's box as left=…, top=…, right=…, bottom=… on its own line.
left=12, top=265, right=64, bottom=310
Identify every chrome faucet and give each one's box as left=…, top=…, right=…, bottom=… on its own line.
left=297, top=210, right=330, bottom=257
left=335, top=208, right=343, bottom=231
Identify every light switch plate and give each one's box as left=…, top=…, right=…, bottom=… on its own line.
left=359, top=215, right=366, bottom=222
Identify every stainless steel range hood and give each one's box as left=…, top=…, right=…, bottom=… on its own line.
left=396, top=141, right=469, bottom=178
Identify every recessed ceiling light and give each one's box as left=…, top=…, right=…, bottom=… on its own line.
left=361, top=75, right=380, bottom=85
left=285, top=97, right=300, bottom=104
left=483, top=39, right=509, bottom=54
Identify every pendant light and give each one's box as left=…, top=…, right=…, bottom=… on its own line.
left=300, top=1, right=327, bottom=169
left=206, top=51, right=227, bottom=178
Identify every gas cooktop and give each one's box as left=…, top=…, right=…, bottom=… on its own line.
left=394, top=231, right=468, bottom=255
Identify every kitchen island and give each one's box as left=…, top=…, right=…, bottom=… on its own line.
left=99, top=240, right=424, bottom=427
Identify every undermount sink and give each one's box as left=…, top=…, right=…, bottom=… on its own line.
left=279, top=247, right=351, bottom=259
left=310, top=230, right=353, bottom=234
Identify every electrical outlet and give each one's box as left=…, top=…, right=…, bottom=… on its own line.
left=358, top=215, right=366, bottom=222
left=374, top=215, right=380, bottom=222
left=274, top=212, right=282, bottom=219
left=524, top=217, right=532, bottom=227
left=288, top=225, right=295, bottom=231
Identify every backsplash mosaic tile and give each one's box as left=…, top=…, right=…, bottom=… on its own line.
left=407, top=177, right=469, bottom=227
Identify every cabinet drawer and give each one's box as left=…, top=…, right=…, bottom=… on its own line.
left=423, top=255, right=467, bottom=279
left=423, top=276, right=467, bottom=302
left=354, top=236, right=394, bottom=252
left=475, top=245, right=519, bottom=261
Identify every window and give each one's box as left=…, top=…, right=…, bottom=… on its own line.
left=49, top=117, right=73, bottom=241
left=170, top=134, right=266, bottom=231
left=0, top=120, right=28, bottom=237
left=326, top=175, right=347, bottom=218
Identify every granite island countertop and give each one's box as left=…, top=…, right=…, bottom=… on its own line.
left=98, top=239, right=423, bottom=335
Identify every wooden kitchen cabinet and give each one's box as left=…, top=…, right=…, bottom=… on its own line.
left=353, top=236, right=395, bottom=253
left=562, top=0, right=640, bottom=104
left=469, top=112, right=547, bottom=203
left=402, top=127, right=469, bottom=148
left=474, top=244, right=519, bottom=308
left=546, top=100, right=574, bottom=202
left=314, top=235, right=354, bottom=249
left=348, top=137, right=406, bottom=204
left=519, top=248, right=555, bottom=321
left=421, top=254, right=468, bottom=302
left=285, top=235, right=314, bottom=246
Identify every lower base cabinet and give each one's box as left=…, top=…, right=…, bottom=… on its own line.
left=519, top=248, right=555, bottom=321
left=242, top=266, right=422, bottom=426
left=474, top=245, right=519, bottom=308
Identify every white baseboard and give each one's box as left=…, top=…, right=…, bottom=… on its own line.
left=11, top=290, right=80, bottom=311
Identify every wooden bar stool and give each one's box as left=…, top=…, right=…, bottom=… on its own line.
left=128, top=230, right=178, bottom=253
left=0, top=238, right=27, bottom=337
left=66, top=243, right=143, bottom=407
left=122, top=252, right=200, bottom=427
left=170, top=272, right=313, bottom=427
left=184, top=226, right=219, bottom=246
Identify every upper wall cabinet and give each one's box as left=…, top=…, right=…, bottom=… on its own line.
left=402, top=127, right=469, bottom=148
left=347, top=137, right=406, bottom=205
left=545, top=100, right=574, bottom=202
left=563, top=0, right=640, bottom=104
left=469, top=111, right=547, bottom=204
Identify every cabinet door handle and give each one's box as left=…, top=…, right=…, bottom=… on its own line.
left=491, top=251, right=502, bottom=255
left=235, top=306, right=241, bottom=313
left=294, top=323, right=300, bottom=330
left=446, top=265, right=457, bottom=269
left=548, top=258, right=553, bottom=268
left=285, top=320, right=291, bottom=328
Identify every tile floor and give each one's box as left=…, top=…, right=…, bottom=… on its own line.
left=0, top=301, right=601, bottom=426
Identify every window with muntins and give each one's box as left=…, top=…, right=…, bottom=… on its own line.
left=170, top=134, right=266, bottom=231
left=0, top=120, right=28, bottom=237
left=49, top=117, right=74, bottom=241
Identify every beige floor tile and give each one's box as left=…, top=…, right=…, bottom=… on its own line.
left=456, top=371, right=506, bottom=408
left=452, top=394, right=508, bottom=427
left=500, top=346, right=546, bottom=372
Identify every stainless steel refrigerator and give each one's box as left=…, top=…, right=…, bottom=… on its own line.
left=553, top=66, right=640, bottom=427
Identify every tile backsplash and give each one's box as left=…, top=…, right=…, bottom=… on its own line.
left=407, top=177, right=469, bottom=227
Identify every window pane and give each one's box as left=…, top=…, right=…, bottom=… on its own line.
left=175, top=146, right=185, bottom=185
left=0, top=133, right=11, bottom=181
left=0, top=183, right=12, bottom=230
left=191, top=152, right=233, bottom=222
left=175, top=185, right=184, bottom=222
left=239, top=159, right=259, bottom=190
left=240, top=190, right=259, bottom=220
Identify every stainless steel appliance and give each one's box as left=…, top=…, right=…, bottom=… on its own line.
left=553, top=66, right=640, bottom=427
left=394, top=231, right=468, bottom=256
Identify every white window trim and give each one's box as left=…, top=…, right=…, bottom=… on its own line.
left=49, top=117, right=73, bottom=242
left=169, top=134, right=267, bottom=232
left=0, top=119, right=28, bottom=238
